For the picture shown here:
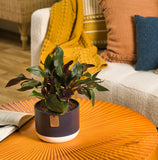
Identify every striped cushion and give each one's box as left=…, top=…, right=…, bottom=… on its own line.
left=83, top=0, right=107, bottom=48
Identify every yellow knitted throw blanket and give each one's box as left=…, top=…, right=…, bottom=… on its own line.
left=40, top=0, right=107, bottom=74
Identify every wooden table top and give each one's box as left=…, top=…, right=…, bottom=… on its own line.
left=0, top=98, right=158, bottom=160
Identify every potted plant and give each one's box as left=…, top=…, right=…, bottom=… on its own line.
left=6, top=45, right=108, bottom=143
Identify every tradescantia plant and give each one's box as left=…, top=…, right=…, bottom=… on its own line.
left=6, top=46, right=108, bottom=114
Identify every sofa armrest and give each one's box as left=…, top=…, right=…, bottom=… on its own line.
left=31, top=8, right=51, bottom=66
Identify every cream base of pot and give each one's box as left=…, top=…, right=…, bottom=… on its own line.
left=36, top=130, right=79, bottom=143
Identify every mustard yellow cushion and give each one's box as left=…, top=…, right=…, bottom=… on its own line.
left=83, top=0, right=106, bottom=49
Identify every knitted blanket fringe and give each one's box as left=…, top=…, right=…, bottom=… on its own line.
left=40, top=0, right=107, bottom=74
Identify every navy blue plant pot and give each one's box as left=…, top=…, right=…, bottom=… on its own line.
left=34, top=99, right=79, bottom=143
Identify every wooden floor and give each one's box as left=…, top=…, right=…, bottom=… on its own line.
left=0, top=29, right=32, bottom=105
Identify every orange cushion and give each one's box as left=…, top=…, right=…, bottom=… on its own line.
left=98, top=0, right=158, bottom=64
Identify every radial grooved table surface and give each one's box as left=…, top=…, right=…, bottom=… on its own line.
left=0, top=98, right=158, bottom=160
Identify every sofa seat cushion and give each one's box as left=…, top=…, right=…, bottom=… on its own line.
left=95, top=62, right=158, bottom=127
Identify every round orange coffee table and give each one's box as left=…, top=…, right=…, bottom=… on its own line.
left=0, top=98, right=158, bottom=159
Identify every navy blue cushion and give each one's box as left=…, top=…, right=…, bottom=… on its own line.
left=135, top=15, right=158, bottom=71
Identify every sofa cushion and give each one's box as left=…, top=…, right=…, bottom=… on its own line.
left=98, top=0, right=158, bottom=64
left=135, top=15, right=158, bottom=71
left=83, top=0, right=106, bottom=48
left=94, top=62, right=158, bottom=127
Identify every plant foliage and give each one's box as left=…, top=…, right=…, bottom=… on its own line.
left=6, top=46, right=108, bottom=114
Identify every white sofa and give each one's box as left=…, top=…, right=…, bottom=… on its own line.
left=31, top=8, right=158, bottom=127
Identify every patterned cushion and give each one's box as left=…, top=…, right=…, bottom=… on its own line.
left=83, top=0, right=106, bottom=48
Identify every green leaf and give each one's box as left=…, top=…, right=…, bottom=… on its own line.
left=77, top=87, right=91, bottom=99
left=90, top=89, right=95, bottom=106
left=53, top=46, right=64, bottom=77
left=26, top=66, right=46, bottom=78
left=44, top=54, right=55, bottom=75
left=44, top=54, right=53, bottom=74
left=82, top=63, right=95, bottom=72
left=5, top=73, right=27, bottom=87
left=83, top=72, right=91, bottom=78
left=92, top=71, right=100, bottom=80
left=45, top=94, right=68, bottom=114
left=21, top=80, right=41, bottom=88
left=74, top=78, right=93, bottom=87
left=16, top=73, right=27, bottom=79
left=95, top=83, right=109, bottom=91
left=30, top=90, right=44, bottom=98
left=71, top=62, right=82, bottom=79
left=17, top=86, right=33, bottom=91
